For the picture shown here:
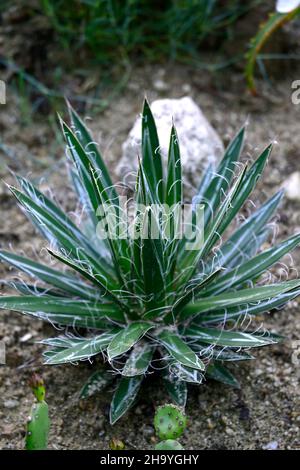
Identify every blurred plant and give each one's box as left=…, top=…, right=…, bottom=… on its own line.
left=1, top=99, right=300, bottom=426
left=25, top=374, right=50, bottom=450
left=154, top=404, right=186, bottom=450
left=40, top=0, right=260, bottom=67
left=245, top=0, right=300, bottom=94
left=109, top=437, right=125, bottom=450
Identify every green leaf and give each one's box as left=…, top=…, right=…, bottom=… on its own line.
left=0, top=295, right=126, bottom=325
left=180, top=279, right=300, bottom=320
left=80, top=370, right=113, bottom=399
left=61, top=119, right=102, bottom=216
left=110, top=376, right=143, bottom=424
left=155, top=330, right=205, bottom=370
left=178, top=166, right=247, bottom=284
left=141, top=99, right=164, bottom=204
left=0, top=250, right=99, bottom=300
left=202, top=126, right=245, bottom=224
left=41, top=336, right=84, bottom=348
left=44, top=332, right=116, bottom=364
left=171, top=269, right=222, bottom=317
left=141, top=207, right=166, bottom=312
left=16, top=175, right=113, bottom=269
left=169, top=362, right=203, bottom=384
left=184, top=326, right=279, bottom=347
left=192, top=344, right=254, bottom=361
left=232, top=227, right=271, bottom=269
left=107, top=322, right=154, bottom=361
left=80, top=370, right=114, bottom=399
left=7, top=281, right=61, bottom=297
left=206, top=363, right=240, bottom=388
left=206, top=190, right=283, bottom=273
left=199, top=287, right=300, bottom=324
left=164, top=125, right=182, bottom=280
left=194, top=163, right=214, bottom=204
left=204, top=233, right=300, bottom=296
left=89, top=164, right=131, bottom=282
left=67, top=101, right=118, bottom=203
left=163, top=373, right=187, bottom=407
left=166, top=125, right=182, bottom=206
left=215, top=144, right=272, bottom=238
left=201, top=165, right=248, bottom=258
left=10, top=185, right=118, bottom=290
left=47, top=249, right=127, bottom=311
left=122, top=341, right=154, bottom=376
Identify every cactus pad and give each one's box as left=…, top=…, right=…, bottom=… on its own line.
left=154, top=404, right=187, bottom=440
left=155, top=439, right=183, bottom=450
left=25, top=401, right=50, bottom=450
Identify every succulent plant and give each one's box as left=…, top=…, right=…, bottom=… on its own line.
left=154, top=404, right=187, bottom=440
left=109, top=438, right=125, bottom=450
left=1, top=99, right=300, bottom=424
left=155, top=439, right=183, bottom=450
left=25, top=374, right=50, bottom=450
left=154, top=404, right=186, bottom=450
left=245, top=3, right=300, bottom=94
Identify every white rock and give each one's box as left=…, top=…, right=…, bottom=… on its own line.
left=153, top=79, right=169, bottom=92
left=262, top=441, right=279, bottom=450
left=283, top=171, right=300, bottom=201
left=117, top=97, right=224, bottom=195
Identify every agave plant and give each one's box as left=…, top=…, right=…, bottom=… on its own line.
left=1, top=100, right=300, bottom=424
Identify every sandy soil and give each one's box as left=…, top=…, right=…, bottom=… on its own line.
left=0, top=65, right=300, bottom=449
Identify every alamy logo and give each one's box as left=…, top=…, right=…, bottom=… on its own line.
left=0, top=80, right=6, bottom=104
left=95, top=199, right=205, bottom=251
left=291, top=80, right=300, bottom=104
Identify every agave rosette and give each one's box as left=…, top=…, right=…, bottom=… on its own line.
left=1, top=100, right=300, bottom=423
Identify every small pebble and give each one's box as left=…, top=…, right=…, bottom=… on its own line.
left=3, top=399, right=19, bottom=409
left=262, top=440, right=279, bottom=450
